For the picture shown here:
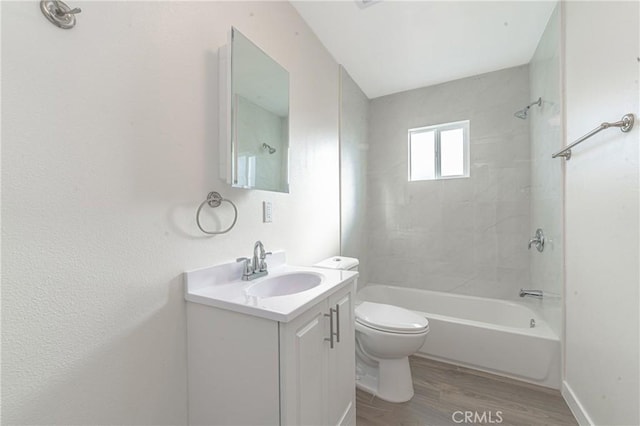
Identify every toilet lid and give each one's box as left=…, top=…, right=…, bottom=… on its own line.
left=355, top=302, right=429, bottom=333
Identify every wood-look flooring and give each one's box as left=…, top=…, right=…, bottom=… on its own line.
left=356, top=356, right=577, bottom=426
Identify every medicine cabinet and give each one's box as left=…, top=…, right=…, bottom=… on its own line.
left=219, top=27, right=290, bottom=193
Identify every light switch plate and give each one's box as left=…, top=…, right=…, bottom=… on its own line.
left=263, top=201, right=273, bottom=223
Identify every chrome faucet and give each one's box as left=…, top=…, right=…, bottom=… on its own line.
left=520, top=289, right=543, bottom=298
left=236, top=240, right=272, bottom=281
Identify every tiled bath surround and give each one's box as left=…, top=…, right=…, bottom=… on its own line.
left=528, top=5, right=563, bottom=337
left=367, top=66, right=532, bottom=300
left=340, top=68, right=370, bottom=287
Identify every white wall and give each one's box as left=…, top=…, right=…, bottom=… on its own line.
left=339, top=68, right=369, bottom=286
left=563, top=2, right=639, bottom=425
left=367, top=66, right=532, bottom=300
left=529, top=4, right=563, bottom=337
left=1, top=1, right=340, bottom=424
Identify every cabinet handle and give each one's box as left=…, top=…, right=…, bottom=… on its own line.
left=334, top=303, right=340, bottom=343
left=324, top=309, right=335, bottom=349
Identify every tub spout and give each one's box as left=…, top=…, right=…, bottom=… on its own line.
left=520, top=289, right=543, bottom=298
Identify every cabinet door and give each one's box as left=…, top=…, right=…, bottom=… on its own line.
left=280, top=300, right=329, bottom=426
left=327, top=281, right=356, bottom=426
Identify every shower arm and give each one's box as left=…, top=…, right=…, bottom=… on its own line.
left=522, top=98, right=542, bottom=111
left=529, top=98, right=542, bottom=108
left=514, top=97, right=542, bottom=119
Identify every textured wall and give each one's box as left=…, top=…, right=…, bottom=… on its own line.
left=528, top=5, right=563, bottom=337
left=563, top=2, right=639, bottom=424
left=339, top=68, right=369, bottom=286
left=1, top=1, right=339, bottom=424
left=367, top=66, right=531, bottom=300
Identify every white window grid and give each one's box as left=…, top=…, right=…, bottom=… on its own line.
left=408, top=120, right=470, bottom=181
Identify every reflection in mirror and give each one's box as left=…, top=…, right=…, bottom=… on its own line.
left=220, top=27, right=290, bottom=193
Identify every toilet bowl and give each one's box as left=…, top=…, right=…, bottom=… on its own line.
left=354, top=301, right=429, bottom=403
left=313, top=257, right=429, bottom=403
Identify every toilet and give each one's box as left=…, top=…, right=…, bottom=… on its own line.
left=314, top=257, right=430, bottom=403
left=354, top=301, right=429, bottom=402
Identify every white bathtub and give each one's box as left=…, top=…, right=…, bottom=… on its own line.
left=358, top=284, right=561, bottom=389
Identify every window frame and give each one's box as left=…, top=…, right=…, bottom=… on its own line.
left=408, top=120, right=470, bottom=181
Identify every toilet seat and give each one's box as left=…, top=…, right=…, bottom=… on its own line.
left=355, top=302, right=429, bottom=334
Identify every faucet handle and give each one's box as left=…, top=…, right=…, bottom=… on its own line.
left=528, top=228, right=545, bottom=252
left=258, top=252, right=272, bottom=272
left=236, top=257, right=252, bottom=275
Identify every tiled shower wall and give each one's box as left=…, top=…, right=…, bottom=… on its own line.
left=340, top=67, right=370, bottom=287
left=529, top=5, right=563, bottom=336
left=366, top=66, right=532, bottom=300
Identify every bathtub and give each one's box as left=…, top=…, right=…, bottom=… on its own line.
left=358, top=284, right=561, bottom=389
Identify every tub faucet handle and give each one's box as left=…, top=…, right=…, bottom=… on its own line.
left=528, top=228, right=545, bottom=252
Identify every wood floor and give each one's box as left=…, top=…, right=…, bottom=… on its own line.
left=356, top=356, right=577, bottom=426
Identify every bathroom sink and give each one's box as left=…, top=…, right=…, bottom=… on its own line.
left=185, top=251, right=358, bottom=322
left=246, top=272, right=323, bottom=298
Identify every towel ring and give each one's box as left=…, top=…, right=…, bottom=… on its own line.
left=196, top=191, right=238, bottom=235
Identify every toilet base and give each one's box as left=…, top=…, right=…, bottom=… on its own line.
left=355, top=356, right=415, bottom=403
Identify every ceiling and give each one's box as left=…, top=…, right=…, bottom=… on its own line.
left=291, top=1, right=557, bottom=99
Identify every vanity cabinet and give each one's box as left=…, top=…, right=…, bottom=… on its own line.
left=186, top=278, right=356, bottom=426
left=280, top=283, right=355, bottom=426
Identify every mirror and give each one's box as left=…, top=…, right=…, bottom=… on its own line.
left=219, top=27, right=290, bottom=193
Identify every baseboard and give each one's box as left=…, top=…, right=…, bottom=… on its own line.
left=562, top=381, right=593, bottom=426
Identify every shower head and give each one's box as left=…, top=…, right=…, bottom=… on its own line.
left=514, top=97, right=542, bottom=120
left=514, top=109, right=529, bottom=119
left=262, top=143, right=276, bottom=154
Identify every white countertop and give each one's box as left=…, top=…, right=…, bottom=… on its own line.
left=184, top=251, right=358, bottom=322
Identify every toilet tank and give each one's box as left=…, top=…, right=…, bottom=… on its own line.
left=314, top=256, right=359, bottom=272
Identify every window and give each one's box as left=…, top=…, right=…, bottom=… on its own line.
left=408, top=120, right=470, bottom=181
